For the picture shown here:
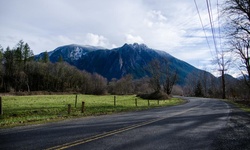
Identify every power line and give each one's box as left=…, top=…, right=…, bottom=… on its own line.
left=208, top=0, right=215, bottom=29
left=206, top=0, right=223, bottom=69
left=216, top=0, right=222, bottom=52
left=206, top=0, right=219, bottom=54
left=194, top=0, right=224, bottom=68
left=206, top=0, right=227, bottom=99
left=193, top=0, right=211, bottom=51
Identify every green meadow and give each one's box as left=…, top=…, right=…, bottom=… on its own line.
left=0, top=95, right=184, bottom=128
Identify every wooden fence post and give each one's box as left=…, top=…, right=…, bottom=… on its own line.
left=75, top=94, right=78, bottom=108
left=135, top=98, right=137, bottom=107
left=158, top=100, right=159, bottom=105
left=0, top=97, right=3, bottom=115
left=81, top=101, right=85, bottom=113
left=68, top=104, right=71, bottom=115
left=114, top=96, right=116, bottom=107
left=148, top=99, right=150, bottom=107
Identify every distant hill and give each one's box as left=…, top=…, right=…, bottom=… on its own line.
left=217, top=74, right=240, bottom=85
left=35, top=43, right=215, bottom=85
left=237, top=75, right=249, bottom=80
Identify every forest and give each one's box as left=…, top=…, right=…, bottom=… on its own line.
left=0, top=40, right=249, bottom=101
left=0, top=40, right=156, bottom=95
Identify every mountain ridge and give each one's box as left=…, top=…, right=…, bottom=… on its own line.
left=35, top=43, right=214, bottom=85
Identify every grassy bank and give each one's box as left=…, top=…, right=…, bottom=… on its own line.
left=0, top=95, right=184, bottom=128
left=225, top=99, right=250, bottom=113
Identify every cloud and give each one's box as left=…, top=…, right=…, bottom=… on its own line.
left=0, top=0, right=228, bottom=76
left=84, top=33, right=110, bottom=47
left=125, top=34, right=144, bottom=44
left=146, top=10, right=167, bottom=25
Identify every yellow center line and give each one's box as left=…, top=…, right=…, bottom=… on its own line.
left=46, top=104, right=199, bottom=150
left=46, top=118, right=162, bottom=150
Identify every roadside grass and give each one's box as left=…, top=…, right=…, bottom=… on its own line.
left=0, top=95, right=184, bottom=128
left=224, top=99, right=250, bottom=113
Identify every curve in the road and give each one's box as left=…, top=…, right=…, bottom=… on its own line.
left=2, top=97, right=249, bottom=150
left=47, top=102, right=202, bottom=149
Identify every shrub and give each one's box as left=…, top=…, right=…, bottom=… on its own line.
left=137, top=91, right=169, bottom=100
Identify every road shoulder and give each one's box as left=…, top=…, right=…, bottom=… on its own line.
left=212, top=102, right=250, bottom=150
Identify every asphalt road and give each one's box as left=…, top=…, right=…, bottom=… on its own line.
left=1, top=97, right=250, bottom=150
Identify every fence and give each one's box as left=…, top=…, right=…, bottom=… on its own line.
left=0, top=95, right=172, bottom=127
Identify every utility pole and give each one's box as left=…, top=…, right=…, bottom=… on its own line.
left=218, top=69, right=226, bottom=99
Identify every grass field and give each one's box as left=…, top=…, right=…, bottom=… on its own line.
left=0, top=95, right=184, bottom=128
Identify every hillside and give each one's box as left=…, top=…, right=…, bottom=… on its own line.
left=36, top=43, right=214, bottom=85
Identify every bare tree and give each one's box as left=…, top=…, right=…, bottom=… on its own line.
left=223, top=0, right=250, bottom=91
left=133, top=77, right=153, bottom=94
left=184, top=73, right=198, bottom=96
left=171, top=85, right=183, bottom=96
left=147, top=59, right=161, bottom=92
left=214, top=51, right=231, bottom=99
left=163, top=67, right=178, bottom=95
left=91, top=73, right=107, bottom=95
left=108, top=74, right=134, bottom=95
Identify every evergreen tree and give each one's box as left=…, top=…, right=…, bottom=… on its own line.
left=23, top=43, right=33, bottom=64
left=15, top=40, right=24, bottom=63
left=0, top=45, right=3, bottom=91
left=42, top=51, right=49, bottom=63
left=0, top=45, right=3, bottom=60
left=3, top=47, right=15, bottom=91
left=194, top=81, right=204, bottom=97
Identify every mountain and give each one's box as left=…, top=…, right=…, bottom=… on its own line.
left=237, top=75, right=249, bottom=80
left=217, top=74, right=239, bottom=84
left=35, top=43, right=214, bottom=85
left=35, top=44, right=106, bottom=64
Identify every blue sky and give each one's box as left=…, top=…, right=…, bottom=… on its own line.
left=1, top=0, right=236, bottom=77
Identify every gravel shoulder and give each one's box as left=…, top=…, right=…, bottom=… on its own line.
left=213, top=102, right=250, bottom=150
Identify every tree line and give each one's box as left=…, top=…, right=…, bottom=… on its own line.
left=0, top=40, right=107, bottom=94
left=0, top=40, right=158, bottom=95
left=0, top=36, right=248, bottom=100
left=184, top=70, right=249, bottom=100
left=0, top=40, right=179, bottom=96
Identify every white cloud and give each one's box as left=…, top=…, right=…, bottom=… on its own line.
left=84, top=33, right=110, bottom=47
left=125, top=34, right=144, bottom=44
left=147, top=10, right=167, bottom=23
left=0, top=0, right=230, bottom=75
